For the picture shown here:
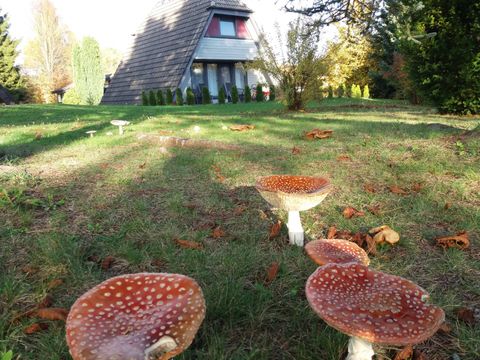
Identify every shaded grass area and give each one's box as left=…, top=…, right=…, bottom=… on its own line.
left=0, top=98, right=479, bottom=359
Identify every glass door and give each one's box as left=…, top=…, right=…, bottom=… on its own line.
left=207, top=64, right=218, bottom=97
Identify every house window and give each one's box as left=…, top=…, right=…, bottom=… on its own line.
left=220, top=19, right=235, bottom=37
left=206, top=16, right=250, bottom=39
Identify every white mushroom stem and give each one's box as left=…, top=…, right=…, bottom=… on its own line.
left=346, top=337, right=374, bottom=360
left=287, top=210, right=304, bottom=246
left=118, top=125, right=125, bottom=135
left=144, top=336, right=177, bottom=360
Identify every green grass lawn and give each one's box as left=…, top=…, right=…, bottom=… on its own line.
left=0, top=98, right=479, bottom=359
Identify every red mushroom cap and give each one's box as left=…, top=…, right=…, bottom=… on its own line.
left=305, top=239, right=370, bottom=266
left=306, top=263, right=445, bottom=346
left=66, top=273, right=205, bottom=360
left=256, top=175, right=331, bottom=211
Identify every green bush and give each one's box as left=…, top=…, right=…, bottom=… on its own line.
left=351, top=84, right=362, bottom=98
left=328, top=86, right=334, bottom=98
left=231, top=85, right=239, bottom=104
left=166, top=89, right=173, bottom=105
left=148, top=90, right=157, bottom=105
left=218, top=87, right=226, bottom=104
left=269, top=84, right=276, bottom=101
left=141, top=91, right=148, bottom=105
left=157, top=90, right=165, bottom=105
left=63, top=88, right=82, bottom=105
left=256, top=84, right=264, bottom=102
left=175, top=88, right=184, bottom=106
left=202, top=87, right=211, bottom=104
left=245, top=86, right=252, bottom=103
left=363, top=85, right=370, bottom=99
left=186, top=87, right=195, bottom=105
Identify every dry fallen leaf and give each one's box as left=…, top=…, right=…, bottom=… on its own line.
left=457, top=307, right=476, bottom=326
left=212, top=226, right=225, bottom=239
left=444, top=202, right=452, bottom=210
left=37, top=295, right=53, bottom=309
left=265, top=262, right=280, bottom=284
left=367, top=204, right=382, bottom=216
left=101, top=256, right=115, bottom=270
left=233, top=205, right=247, bottom=215
left=343, top=207, right=365, bottom=219
left=34, top=131, right=43, bottom=140
left=327, top=226, right=337, bottom=239
left=370, top=225, right=400, bottom=245
left=292, top=146, right=301, bottom=155
left=389, top=185, right=409, bottom=195
left=269, top=221, right=282, bottom=240
left=229, top=124, right=255, bottom=131
left=436, top=231, right=470, bottom=250
left=394, top=345, right=413, bottom=360
left=24, top=323, right=49, bottom=334
left=411, top=183, right=423, bottom=192
left=352, top=232, right=364, bottom=247
left=21, top=266, right=39, bottom=275
left=336, top=230, right=354, bottom=241
left=337, top=155, right=351, bottom=162
left=47, top=279, right=63, bottom=290
left=33, top=308, right=68, bottom=321
left=365, top=234, right=377, bottom=256
left=305, top=129, right=333, bottom=140
left=364, top=184, right=377, bottom=193
left=175, top=239, right=204, bottom=250
left=139, top=162, right=146, bottom=169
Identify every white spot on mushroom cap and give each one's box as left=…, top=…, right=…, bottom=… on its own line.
left=305, top=263, right=445, bottom=346
left=66, top=273, right=206, bottom=360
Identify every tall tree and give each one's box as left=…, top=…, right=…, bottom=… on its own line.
left=0, top=9, right=24, bottom=101
left=72, top=37, right=104, bottom=105
left=24, top=0, right=72, bottom=103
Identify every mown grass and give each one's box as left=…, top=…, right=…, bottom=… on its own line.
left=0, top=98, right=479, bottom=359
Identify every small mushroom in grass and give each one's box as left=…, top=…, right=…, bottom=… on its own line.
left=110, top=120, right=130, bottom=135
left=306, top=263, right=445, bottom=360
left=256, top=175, right=331, bottom=246
left=369, top=225, right=400, bottom=245
left=66, top=273, right=205, bottom=360
left=305, top=239, right=370, bottom=266
left=86, top=130, right=97, bottom=138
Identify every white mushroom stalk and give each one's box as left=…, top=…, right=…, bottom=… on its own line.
left=110, top=120, right=130, bottom=135
left=346, top=337, right=374, bottom=360
left=256, top=175, right=331, bottom=247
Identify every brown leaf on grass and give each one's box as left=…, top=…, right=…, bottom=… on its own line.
left=230, top=124, right=255, bottom=131
left=47, top=279, right=63, bottom=290
left=269, top=221, right=282, bottom=240
left=24, top=323, right=49, bottom=334
left=444, top=202, right=452, bottom=210
left=370, top=225, right=400, bottom=245
left=352, top=233, right=364, bottom=247
left=292, top=146, right=301, bottom=155
left=336, top=230, right=354, bottom=241
left=194, top=220, right=216, bottom=231
left=212, top=226, right=225, bottom=239
left=21, top=266, right=39, bottom=275
left=35, top=131, right=43, bottom=140
left=37, top=295, right=53, bottom=309
left=367, top=204, right=382, bottom=216
left=337, top=154, right=351, bottom=162
left=233, top=205, right=247, bottom=216
left=33, top=308, right=68, bottom=321
left=175, top=239, right=204, bottom=250
left=101, top=256, right=116, bottom=270
left=457, top=307, right=476, bottom=326
left=411, top=183, right=423, bottom=192
left=364, top=184, right=377, bottom=193
left=394, top=345, right=413, bottom=360
left=327, top=226, right=337, bottom=239
left=389, top=185, right=409, bottom=195
left=436, top=231, right=470, bottom=250
left=211, top=164, right=226, bottom=183
left=343, top=207, right=365, bottom=219
left=265, top=262, right=280, bottom=284
left=305, top=129, right=333, bottom=140
left=365, top=234, right=377, bottom=256
left=139, top=162, right=146, bottom=169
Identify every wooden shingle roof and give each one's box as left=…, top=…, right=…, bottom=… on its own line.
left=101, top=0, right=251, bottom=105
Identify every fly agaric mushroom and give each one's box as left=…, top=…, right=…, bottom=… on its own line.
left=306, top=263, right=445, bottom=360
left=305, top=239, right=370, bottom=266
left=256, top=175, right=331, bottom=246
left=66, top=273, right=205, bottom=360
left=110, top=120, right=130, bottom=135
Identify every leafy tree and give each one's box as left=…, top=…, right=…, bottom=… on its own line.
left=72, top=37, right=104, bottom=105
left=186, top=87, right=195, bottom=105
left=175, top=88, right=184, bottom=106
left=156, top=90, right=165, bottom=105
left=245, top=86, right=252, bottom=103
left=0, top=9, right=24, bottom=101
left=252, top=19, right=322, bottom=110
left=166, top=89, right=173, bottom=105
left=142, top=91, right=148, bottom=105
left=255, top=84, right=264, bottom=102
left=148, top=90, right=156, bottom=105
left=63, top=88, right=81, bottom=105
left=363, top=84, right=370, bottom=98
left=201, top=87, right=211, bottom=104
left=269, top=84, right=276, bottom=101
left=101, top=47, right=122, bottom=75
left=231, top=85, right=239, bottom=104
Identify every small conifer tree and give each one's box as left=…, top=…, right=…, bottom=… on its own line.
left=245, top=86, right=252, bottom=103
left=350, top=84, right=356, bottom=98
left=157, top=89, right=165, bottom=105
left=269, top=84, right=276, bottom=101
left=255, top=84, right=264, bottom=102
left=175, top=88, right=184, bottom=106
left=328, top=85, right=334, bottom=98
left=148, top=90, right=157, bottom=105
left=201, top=87, right=211, bottom=104
left=166, top=89, right=173, bottom=105
left=141, top=91, right=148, bottom=106
left=363, top=85, right=370, bottom=99
left=231, top=85, right=239, bottom=104
left=218, top=87, right=226, bottom=104
left=186, top=87, right=195, bottom=105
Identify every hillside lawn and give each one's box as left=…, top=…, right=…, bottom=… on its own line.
left=0, top=98, right=479, bottom=359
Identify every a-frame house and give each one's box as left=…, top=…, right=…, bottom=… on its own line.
left=101, top=0, right=266, bottom=105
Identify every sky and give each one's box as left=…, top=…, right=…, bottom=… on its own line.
left=1, top=0, right=308, bottom=62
